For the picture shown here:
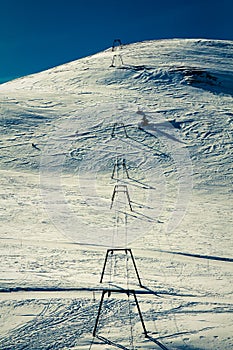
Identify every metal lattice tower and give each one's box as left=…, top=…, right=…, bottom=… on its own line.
left=110, top=184, right=132, bottom=211
left=92, top=121, right=149, bottom=345
left=111, top=157, right=130, bottom=179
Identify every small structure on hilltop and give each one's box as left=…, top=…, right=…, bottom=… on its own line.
left=112, top=38, right=123, bottom=51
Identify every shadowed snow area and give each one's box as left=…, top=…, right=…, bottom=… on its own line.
left=0, top=39, right=232, bottom=349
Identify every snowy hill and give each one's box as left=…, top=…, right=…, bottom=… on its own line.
left=0, top=39, right=232, bottom=350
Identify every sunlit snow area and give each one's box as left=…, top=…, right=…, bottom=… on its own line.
left=0, top=39, right=232, bottom=349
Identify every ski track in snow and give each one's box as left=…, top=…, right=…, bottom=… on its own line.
left=0, top=39, right=232, bottom=349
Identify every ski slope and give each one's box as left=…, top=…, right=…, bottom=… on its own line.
left=0, top=38, right=232, bottom=349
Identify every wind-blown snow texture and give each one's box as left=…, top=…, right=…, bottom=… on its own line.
left=0, top=39, right=232, bottom=349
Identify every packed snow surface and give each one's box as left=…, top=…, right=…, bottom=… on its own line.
left=0, top=39, right=232, bottom=349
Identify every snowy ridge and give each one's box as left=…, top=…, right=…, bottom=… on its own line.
left=0, top=39, right=232, bottom=187
left=0, top=39, right=233, bottom=349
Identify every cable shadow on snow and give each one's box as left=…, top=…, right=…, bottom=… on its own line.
left=116, top=209, right=159, bottom=223
left=140, top=285, right=202, bottom=298
left=130, top=200, right=155, bottom=210
left=138, top=126, right=185, bottom=145
left=146, top=335, right=170, bottom=350
left=140, top=285, right=166, bottom=298
left=111, top=176, right=156, bottom=191
left=120, top=134, right=169, bottom=158
left=96, top=334, right=170, bottom=350
left=111, top=176, right=156, bottom=190
left=129, top=177, right=156, bottom=190
left=168, top=250, right=233, bottom=263
left=132, top=210, right=159, bottom=223
left=151, top=248, right=233, bottom=263
left=96, top=335, right=129, bottom=350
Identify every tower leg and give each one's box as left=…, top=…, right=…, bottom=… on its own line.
left=93, top=290, right=106, bottom=336
left=133, top=291, right=148, bottom=337
left=119, top=55, right=124, bottom=65
left=123, top=159, right=130, bottom=178
left=129, top=249, right=143, bottom=287
left=100, top=250, right=112, bottom=283
left=122, top=123, right=128, bottom=137
left=125, top=189, right=133, bottom=211
left=110, top=188, right=117, bottom=209
left=111, top=162, right=117, bottom=179
left=111, top=123, right=117, bottom=137
left=128, top=249, right=143, bottom=287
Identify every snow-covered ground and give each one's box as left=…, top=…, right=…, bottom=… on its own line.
left=0, top=39, right=232, bottom=349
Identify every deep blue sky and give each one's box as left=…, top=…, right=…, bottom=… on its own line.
left=1, top=0, right=232, bottom=84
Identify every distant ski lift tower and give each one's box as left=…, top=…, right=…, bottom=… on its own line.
left=111, top=122, right=129, bottom=138
left=110, top=184, right=132, bottom=211
left=111, top=157, right=130, bottom=179
left=110, top=54, right=124, bottom=67
left=112, top=38, right=123, bottom=51
left=110, top=39, right=124, bottom=66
